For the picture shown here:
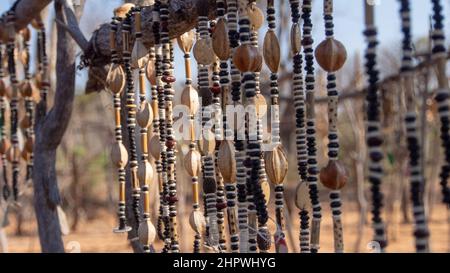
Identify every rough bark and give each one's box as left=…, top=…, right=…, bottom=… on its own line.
left=33, top=0, right=84, bottom=253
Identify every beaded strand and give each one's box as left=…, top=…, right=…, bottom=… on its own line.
left=302, top=0, right=322, bottom=253
left=0, top=43, right=10, bottom=201
left=363, top=2, right=387, bottom=251
left=398, top=0, right=430, bottom=252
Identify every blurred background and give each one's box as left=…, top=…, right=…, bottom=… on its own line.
left=0, top=0, right=449, bottom=253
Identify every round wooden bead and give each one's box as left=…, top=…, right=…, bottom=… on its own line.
left=138, top=219, right=157, bottom=246
left=261, top=180, right=271, bottom=206
left=184, top=149, right=201, bottom=177
left=25, top=136, right=34, bottom=153
left=111, top=142, right=128, bottom=169
left=295, top=181, right=311, bottom=210
left=217, top=140, right=236, bottom=183
left=319, top=160, right=348, bottom=190
left=198, top=129, right=215, bottom=156
left=189, top=209, right=206, bottom=234
left=181, top=85, right=200, bottom=115
left=290, top=23, right=302, bottom=54
left=114, top=3, right=135, bottom=18
left=137, top=102, right=153, bottom=128
left=20, top=81, right=33, bottom=97
left=314, top=38, right=347, bottom=72
left=0, top=79, right=6, bottom=96
left=177, top=29, right=196, bottom=54
left=145, top=59, right=156, bottom=86
left=263, top=30, right=280, bottom=73
left=193, top=38, right=216, bottom=65
left=138, top=160, right=154, bottom=187
left=246, top=5, right=264, bottom=30
left=0, top=138, right=11, bottom=155
left=212, top=18, right=230, bottom=61
left=264, top=145, right=288, bottom=185
left=106, top=64, right=126, bottom=94
left=233, top=44, right=262, bottom=73
left=149, top=135, right=161, bottom=160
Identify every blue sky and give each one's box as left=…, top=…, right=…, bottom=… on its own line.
left=1, top=0, right=449, bottom=89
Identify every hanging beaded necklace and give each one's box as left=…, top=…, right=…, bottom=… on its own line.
left=316, top=0, right=348, bottom=253
left=159, top=0, right=179, bottom=253
left=106, top=12, right=131, bottom=234
left=33, top=15, right=49, bottom=110
left=132, top=7, right=157, bottom=253
left=363, top=1, right=387, bottom=251
left=263, top=0, right=289, bottom=253
left=398, top=0, right=429, bottom=253
left=301, top=0, right=322, bottom=253
left=431, top=0, right=450, bottom=207
left=6, top=10, right=20, bottom=202
left=19, top=27, right=34, bottom=184
left=0, top=42, right=10, bottom=201
left=178, top=29, right=205, bottom=253
left=288, top=0, right=310, bottom=253
left=194, top=0, right=219, bottom=250
left=121, top=7, right=142, bottom=232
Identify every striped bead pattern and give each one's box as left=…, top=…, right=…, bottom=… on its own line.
left=302, top=0, right=322, bottom=253
left=364, top=4, right=387, bottom=250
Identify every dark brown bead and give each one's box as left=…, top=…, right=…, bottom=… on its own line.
left=162, top=75, right=176, bottom=83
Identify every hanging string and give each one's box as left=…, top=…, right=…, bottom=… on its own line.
left=363, top=1, right=388, bottom=252
left=302, top=0, right=322, bottom=253
left=398, top=0, right=430, bottom=253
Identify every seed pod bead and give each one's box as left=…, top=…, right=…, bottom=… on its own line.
left=399, top=0, right=429, bottom=253
left=431, top=0, right=450, bottom=207
left=302, top=0, right=322, bottom=253
left=364, top=2, right=387, bottom=251
left=317, top=0, right=348, bottom=253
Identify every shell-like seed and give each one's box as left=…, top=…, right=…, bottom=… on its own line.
left=111, top=142, right=128, bottom=168
left=114, top=3, right=135, bottom=18
left=137, top=102, right=153, bottom=128
left=212, top=18, right=230, bottom=61
left=295, top=182, right=312, bottom=210
left=319, top=160, right=348, bottom=190
left=247, top=5, right=264, bottom=30
left=189, top=210, right=206, bottom=234
left=177, top=29, right=196, bottom=54
left=131, top=40, right=148, bottom=69
left=138, top=219, right=157, bottom=246
left=261, top=180, right=271, bottom=206
left=263, top=30, right=280, bottom=73
left=255, top=93, right=267, bottom=118
left=290, top=23, right=302, bottom=54
left=106, top=64, right=126, bottom=94
left=181, top=85, right=200, bottom=115
left=218, top=140, right=236, bottom=183
left=138, top=160, right=154, bottom=187
left=193, top=38, right=216, bottom=65
left=184, top=149, right=202, bottom=177
left=314, top=38, right=347, bottom=72
left=198, top=130, right=215, bottom=156
left=149, top=135, right=161, bottom=160
left=145, top=59, right=157, bottom=85
left=264, top=145, right=288, bottom=185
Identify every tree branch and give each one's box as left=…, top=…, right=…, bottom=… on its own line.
left=54, top=0, right=89, bottom=51
left=0, top=0, right=53, bottom=41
